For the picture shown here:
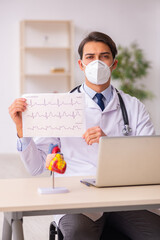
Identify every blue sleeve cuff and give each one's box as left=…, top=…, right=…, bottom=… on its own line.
left=17, top=136, right=32, bottom=151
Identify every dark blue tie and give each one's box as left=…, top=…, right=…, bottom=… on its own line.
left=95, top=93, right=105, bottom=111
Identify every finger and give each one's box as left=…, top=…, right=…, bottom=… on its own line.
left=9, top=102, right=27, bottom=112
left=83, top=127, right=101, bottom=142
left=15, top=98, right=27, bottom=103
left=88, top=131, right=106, bottom=145
left=14, top=99, right=27, bottom=108
left=88, top=136, right=100, bottom=145
left=9, top=102, right=27, bottom=114
left=86, top=134, right=100, bottom=145
left=83, top=127, right=105, bottom=145
left=10, top=106, right=26, bottom=114
left=9, top=107, right=25, bottom=120
left=12, top=98, right=27, bottom=107
left=83, top=126, right=100, bottom=138
left=11, top=98, right=27, bottom=108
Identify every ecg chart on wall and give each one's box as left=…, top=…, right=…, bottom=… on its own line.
left=22, top=93, right=85, bottom=137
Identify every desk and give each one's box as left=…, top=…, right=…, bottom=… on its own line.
left=1, top=176, right=160, bottom=240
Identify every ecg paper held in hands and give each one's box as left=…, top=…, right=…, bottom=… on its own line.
left=22, top=93, right=85, bottom=137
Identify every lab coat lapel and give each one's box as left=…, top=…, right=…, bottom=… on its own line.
left=80, top=85, right=120, bottom=112
left=80, top=86, right=100, bottom=109
left=103, top=87, right=120, bottom=113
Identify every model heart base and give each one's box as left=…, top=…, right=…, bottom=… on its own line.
left=38, top=187, right=69, bottom=194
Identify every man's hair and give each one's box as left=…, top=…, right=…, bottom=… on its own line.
left=78, top=31, right=118, bottom=59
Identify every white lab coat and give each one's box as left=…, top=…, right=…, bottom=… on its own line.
left=19, top=85, right=154, bottom=177
left=19, top=85, right=155, bottom=222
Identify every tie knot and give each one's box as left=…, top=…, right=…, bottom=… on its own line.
left=95, top=93, right=104, bottom=101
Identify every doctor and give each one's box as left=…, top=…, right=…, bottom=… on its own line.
left=9, top=32, right=160, bottom=240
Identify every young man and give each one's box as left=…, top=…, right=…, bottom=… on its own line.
left=9, top=32, right=160, bottom=240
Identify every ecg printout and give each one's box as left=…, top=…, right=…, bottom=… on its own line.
left=22, top=93, right=85, bottom=137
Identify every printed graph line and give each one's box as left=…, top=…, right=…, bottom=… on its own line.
left=28, top=98, right=82, bottom=108
left=27, top=125, right=81, bottom=131
left=23, top=93, right=85, bottom=137
left=26, top=111, right=81, bottom=119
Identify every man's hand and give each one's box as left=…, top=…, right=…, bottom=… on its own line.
left=82, top=126, right=106, bottom=145
left=46, top=154, right=56, bottom=169
left=8, top=98, right=27, bottom=138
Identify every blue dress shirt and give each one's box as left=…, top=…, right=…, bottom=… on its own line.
left=83, top=83, right=113, bottom=109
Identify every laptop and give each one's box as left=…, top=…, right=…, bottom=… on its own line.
left=81, top=136, right=160, bottom=187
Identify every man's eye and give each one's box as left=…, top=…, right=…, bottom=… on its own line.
left=86, top=56, right=94, bottom=59
left=101, top=55, right=109, bottom=59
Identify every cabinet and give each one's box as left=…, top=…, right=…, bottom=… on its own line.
left=20, top=20, right=74, bottom=94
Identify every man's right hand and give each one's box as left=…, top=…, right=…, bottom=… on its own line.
left=8, top=98, right=27, bottom=138
left=45, top=154, right=56, bottom=169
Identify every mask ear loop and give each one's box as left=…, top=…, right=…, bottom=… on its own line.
left=109, top=60, right=115, bottom=68
left=81, top=60, right=87, bottom=78
left=81, top=60, right=86, bottom=68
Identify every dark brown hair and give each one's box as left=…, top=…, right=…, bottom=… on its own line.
left=78, top=31, right=118, bottom=59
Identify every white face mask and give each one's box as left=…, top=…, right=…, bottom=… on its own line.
left=82, top=60, right=114, bottom=85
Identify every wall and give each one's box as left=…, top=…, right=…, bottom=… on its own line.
left=0, top=0, right=160, bottom=153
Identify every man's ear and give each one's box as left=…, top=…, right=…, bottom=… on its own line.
left=78, top=59, right=84, bottom=71
left=112, top=59, right=118, bottom=70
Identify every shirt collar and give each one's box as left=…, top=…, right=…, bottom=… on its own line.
left=83, top=83, right=112, bottom=103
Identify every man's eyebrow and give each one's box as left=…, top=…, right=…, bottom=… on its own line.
left=100, top=52, right=111, bottom=55
left=84, top=53, right=95, bottom=56
left=84, top=52, right=111, bottom=56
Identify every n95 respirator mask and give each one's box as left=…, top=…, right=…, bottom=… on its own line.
left=82, top=60, right=114, bottom=85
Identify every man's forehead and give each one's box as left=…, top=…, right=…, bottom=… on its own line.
left=83, top=41, right=111, bottom=54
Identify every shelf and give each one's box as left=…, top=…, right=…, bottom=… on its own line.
left=23, top=20, right=72, bottom=24
left=20, top=20, right=74, bottom=94
left=21, top=47, right=71, bottom=50
left=24, top=73, right=71, bottom=77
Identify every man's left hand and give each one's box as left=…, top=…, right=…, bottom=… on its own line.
left=82, top=126, right=106, bottom=145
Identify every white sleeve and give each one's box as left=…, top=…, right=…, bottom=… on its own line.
left=19, top=137, right=61, bottom=176
left=136, top=102, right=155, bottom=136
